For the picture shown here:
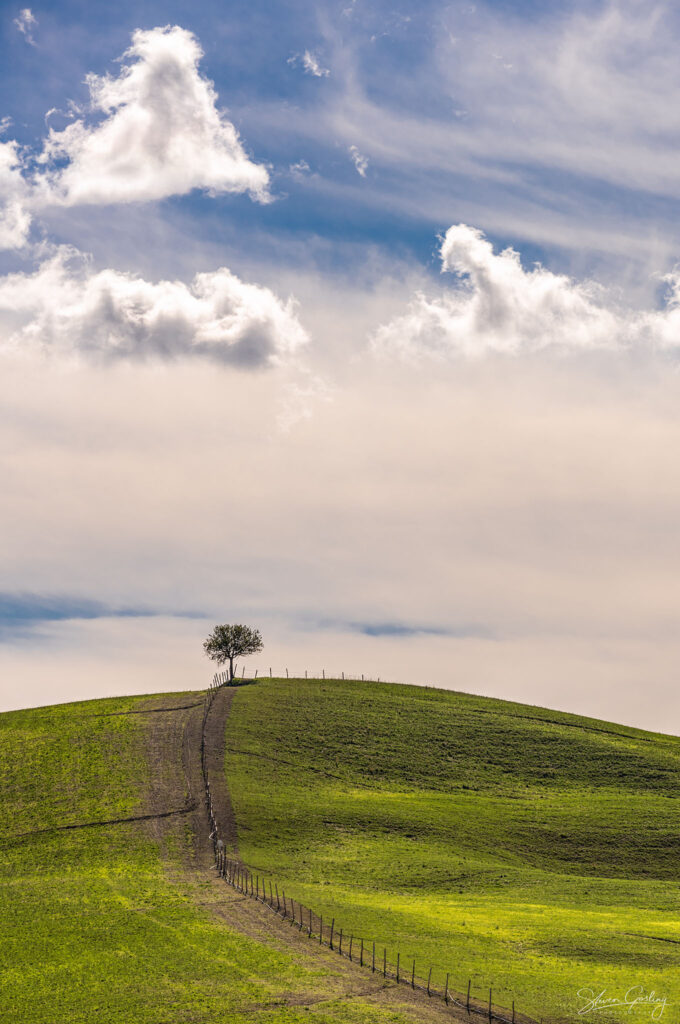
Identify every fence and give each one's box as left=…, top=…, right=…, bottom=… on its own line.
left=211, top=669, right=385, bottom=684
left=201, top=680, right=534, bottom=1024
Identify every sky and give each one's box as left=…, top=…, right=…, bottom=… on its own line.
left=3, top=0, right=680, bottom=732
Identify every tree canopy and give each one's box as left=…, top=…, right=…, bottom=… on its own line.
left=203, top=623, right=263, bottom=682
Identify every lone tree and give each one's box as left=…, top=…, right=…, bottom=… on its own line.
left=203, top=623, right=264, bottom=683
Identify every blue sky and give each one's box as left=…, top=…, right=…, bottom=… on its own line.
left=6, top=0, right=680, bottom=284
left=3, top=1, right=680, bottom=729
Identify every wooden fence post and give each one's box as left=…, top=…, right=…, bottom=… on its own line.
left=308, top=907, right=312, bottom=936
left=282, top=892, right=286, bottom=916
left=349, top=935, right=353, bottom=961
left=488, top=988, right=492, bottom=1021
left=445, top=973, right=449, bottom=1005
left=286, top=668, right=289, bottom=678
left=512, top=1001, right=515, bottom=1024
left=427, top=967, right=432, bottom=996
left=319, top=915, right=323, bottom=944
left=383, top=948, right=386, bottom=977
left=467, top=979, right=471, bottom=1012
left=396, top=952, right=400, bottom=983
left=411, top=959, right=415, bottom=989
left=372, top=941, right=375, bottom=972
left=339, top=929, right=343, bottom=955
left=330, top=919, right=335, bottom=949
left=360, top=938, right=364, bottom=966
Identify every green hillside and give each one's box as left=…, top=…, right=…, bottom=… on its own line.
left=0, top=692, right=449, bottom=1024
left=225, top=678, right=680, bottom=1024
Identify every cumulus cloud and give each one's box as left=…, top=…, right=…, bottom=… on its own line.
left=0, top=141, right=32, bottom=250
left=0, top=26, right=270, bottom=248
left=14, top=8, right=37, bottom=45
left=0, top=247, right=308, bottom=366
left=349, top=145, right=368, bottom=177
left=288, top=50, right=330, bottom=77
left=34, top=25, right=269, bottom=206
left=373, top=224, right=680, bottom=360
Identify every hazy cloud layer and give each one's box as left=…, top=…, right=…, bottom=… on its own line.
left=374, top=224, right=680, bottom=360
left=0, top=247, right=308, bottom=365
left=3, top=353, right=680, bottom=730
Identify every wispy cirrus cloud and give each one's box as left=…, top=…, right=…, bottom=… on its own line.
left=349, top=145, right=368, bottom=177
left=288, top=50, right=330, bottom=77
left=236, top=0, right=680, bottom=278
left=13, top=8, right=37, bottom=46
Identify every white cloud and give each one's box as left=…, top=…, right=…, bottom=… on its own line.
left=0, top=141, right=32, bottom=250
left=35, top=26, right=270, bottom=206
left=373, top=224, right=680, bottom=360
left=14, top=8, right=37, bottom=45
left=288, top=51, right=330, bottom=77
left=289, top=159, right=311, bottom=179
left=0, top=247, right=308, bottom=367
left=349, top=144, right=368, bottom=177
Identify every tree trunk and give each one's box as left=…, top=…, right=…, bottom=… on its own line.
left=229, top=655, right=234, bottom=682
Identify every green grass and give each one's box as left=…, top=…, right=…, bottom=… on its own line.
left=225, top=678, right=680, bottom=1024
left=0, top=694, right=426, bottom=1024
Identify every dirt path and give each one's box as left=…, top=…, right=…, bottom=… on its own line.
left=138, top=686, right=496, bottom=1024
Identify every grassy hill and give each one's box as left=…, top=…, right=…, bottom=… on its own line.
left=225, top=677, right=680, bottom=1024
left=0, top=691, right=457, bottom=1024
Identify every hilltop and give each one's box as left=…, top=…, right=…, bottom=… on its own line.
left=1, top=677, right=679, bottom=1024
left=225, top=678, right=680, bottom=1023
